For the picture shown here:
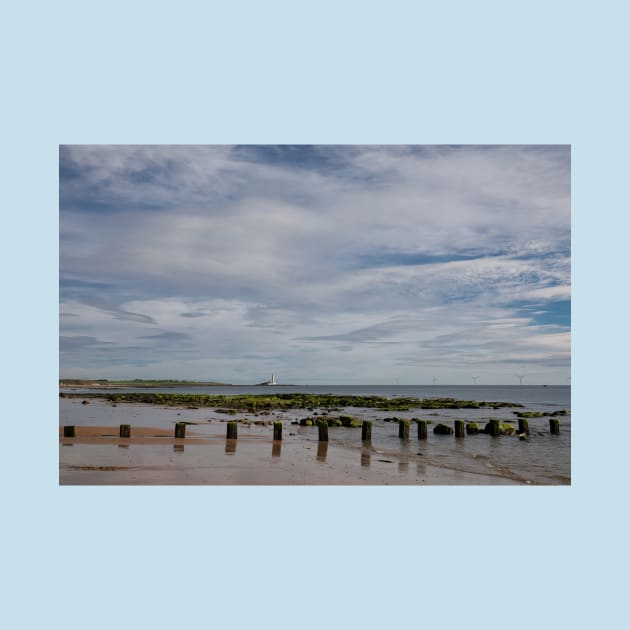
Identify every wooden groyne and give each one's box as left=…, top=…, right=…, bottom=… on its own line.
left=61, top=416, right=564, bottom=448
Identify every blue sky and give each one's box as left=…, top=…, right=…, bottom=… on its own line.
left=59, top=145, right=570, bottom=384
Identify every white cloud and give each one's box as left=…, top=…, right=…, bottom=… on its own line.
left=60, top=145, right=570, bottom=383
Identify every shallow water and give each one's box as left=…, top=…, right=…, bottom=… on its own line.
left=62, top=384, right=570, bottom=409
left=59, top=385, right=570, bottom=485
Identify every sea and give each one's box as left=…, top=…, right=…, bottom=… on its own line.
left=59, top=384, right=570, bottom=484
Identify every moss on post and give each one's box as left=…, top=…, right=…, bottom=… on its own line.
left=417, top=420, right=428, bottom=440
left=119, top=424, right=131, bottom=438
left=174, top=422, right=186, bottom=438
left=518, top=418, right=530, bottom=436
left=273, top=421, right=282, bottom=441
left=489, top=419, right=500, bottom=437
left=454, top=420, right=465, bottom=438
left=549, top=418, right=560, bottom=435
left=227, top=421, right=238, bottom=439
left=63, top=425, right=76, bottom=438
left=361, top=420, right=372, bottom=442
left=318, top=419, right=328, bottom=442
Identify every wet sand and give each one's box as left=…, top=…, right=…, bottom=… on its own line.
left=59, top=425, right=522, bottom=485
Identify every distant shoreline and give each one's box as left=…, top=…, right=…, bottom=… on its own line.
left=59, top=380, right=299, bottom=389
left=59, top=380, right=234, bottom=389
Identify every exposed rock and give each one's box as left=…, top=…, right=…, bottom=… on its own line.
left=433, top=423, right=454, bottom=435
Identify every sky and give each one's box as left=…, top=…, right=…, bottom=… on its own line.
left=59, top=145, right=570, bottom=385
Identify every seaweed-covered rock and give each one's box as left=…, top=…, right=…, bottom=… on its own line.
left=339, top=415, right=363, bottom=427
left=466, top=422, right=480, bottom=435
left=433, top=423, right=454, bottom=435
left=483, top=421, right=515, bottom=436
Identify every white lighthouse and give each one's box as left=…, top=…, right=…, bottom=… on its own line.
left=257, top=372, right=278, bottom=386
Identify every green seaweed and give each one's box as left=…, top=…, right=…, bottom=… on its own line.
left=62, top=391, right=524, bottom=413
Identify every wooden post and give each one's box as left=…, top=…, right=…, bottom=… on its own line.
left=318, top=419, right=328, bottom=442
left=455, top=420, right=465, bottom=438
left=227, top=421, right=238, bottom=440
left=63, top=425, right=76, bottom=438
left=518, top=418, right=530, bottom=435
left=489, top=419, right=500, bottom=437
left=273, top=421, right=282, bottom=441
left=417, top=420, right=428, bottom=440
left=174, top=422, right=186, bottom=438
left=399, top=419, right=410, bottom=439
left=119, top=424, right=131, bottom=438
left=361, top=420, right=372, bottom=442
left=549, top=418, right=560, bottom=434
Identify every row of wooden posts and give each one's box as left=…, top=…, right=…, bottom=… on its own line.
left=62, top=418, right=561, bottom=441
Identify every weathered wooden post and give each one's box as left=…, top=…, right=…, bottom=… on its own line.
left=318, top=419, right=328, bottom=442
left=399, top=419, right=410, bottom=439
left=489, top=419, right=500, bottom=437
left=454, top=420, right=465, bottom=438
left=361, top=420, right=372, bottom=442
left=119, top=424, right=131, bottom=438
left=518, top=418, right=530, bottom=436
left=227, top=421, right=238, bottom=439
left=549, top=418, right=560, bottom=434
left=63, top=425, right=76, bottom=438
left=417, top=420, right=428, bottom=440
left=174, top=422, right=186, bottom=438
left=273, top=421, right=282, bottom=441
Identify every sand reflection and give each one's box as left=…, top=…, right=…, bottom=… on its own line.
left=316, top=442, right=328, bottom=462
left=225, top=439, right=237, bottom=454
left=272, top=442, right=282, bottom=458
left=361, top=448, right=371, bottom=467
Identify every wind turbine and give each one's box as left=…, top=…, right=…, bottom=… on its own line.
left=472, top=376, right=479, bottom=385
left=516, top=374, right=525, bottom=385
left=432, top=376, right=438, bottom=385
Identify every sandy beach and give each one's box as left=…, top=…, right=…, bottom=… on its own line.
left=59, top=425, right=527, bottom=485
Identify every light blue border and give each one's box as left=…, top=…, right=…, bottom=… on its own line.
left=4, top=1, right=626, bottom=629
